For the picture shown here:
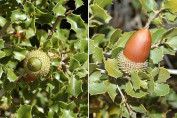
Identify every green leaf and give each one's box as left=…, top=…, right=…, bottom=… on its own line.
left=0, top=65, right=3, bottom=78
left=90, top=4, right=111, bottom=24
left=139, top=0, right=157, bottom=12
left=66, top=14, right=87, bottom=38
left=69, top=58, right=80, bottom=72
left=125, top=81, right=148, bottom=98
left=0, top=16, right=7, bottom=27
left=16, top=0, right=23, bottom=4
left=163, top=27, right=177, bottom=39
left=89, top=82, right=107, bottom=95
left=17, top=105, right=32, bottom=118
left=131, top=71, right=140, bottom=91
left=150, top=48, right=163, bottom=64
left=92, top=47, right=103, bottom=63
left=67, top=76, right=83, bottom=97
left=11, top=9, right=27, bottom=22
left=73, top=53, right=88, bottom=65
left=151, top=29, right=166, bottom=44
left=105, top=80, right=117, bottom=102
left=104, top=59, right=122, bottom=78
left=74, top=0, right=83, bottom=9
left=61, top=109, right=77, bottom=118
left=130, top=104, right=147, bottom=114
left=53, top=3, right=67, bottom=16
left=167, top=36, right=177, bottom=48
left=93, top=0, right=113, bottom=8
left=3, top=79, right=15, bottom=91
left=109, top=29, right=122, bottom=45
left=111, top=47, right=123, bottom=59
left=0, top=39, right=4, bottom=49
left=80, top=39, right=88, bottom=53
left=165, top=0, right=177, bottom=13
left=116, top=31, right=134, bottom=48
left=51, top=57, right=61, bottom=67
left=89, top=63, right=98, bottom=74
left=154, top=83, right=170, bottom=96
left=89, top=71, right=101, bottom=83
left=91, top=34, right=105, bottom=47
left=147, top=76, right=155, bottom=94
left=24, top=2, right=35, bottom=14
left=89, top=40, right=95, bottom=55
left=35, top=9, right=55, bottom=25
left=7, top=68, right=18, bottom=82
left=0, top=51, right=6, bottom=59
left=13, top=50, right=28, bottom=61
left=156, top=67, right=170, bottom=83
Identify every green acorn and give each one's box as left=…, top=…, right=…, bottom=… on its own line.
left=24, top=50, right=50, bottom=78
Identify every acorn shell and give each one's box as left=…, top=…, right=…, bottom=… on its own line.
left=123, top=28, right=151, bottom=63
left=24, top=50, right=50, bottom=78
left=118, top=51, right=147, bottom=74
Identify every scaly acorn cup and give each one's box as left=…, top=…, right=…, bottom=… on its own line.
left=24, top=50, right=51, bottom=78
left=118, top=28, right=151, bottom=74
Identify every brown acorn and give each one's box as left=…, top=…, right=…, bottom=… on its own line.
left=118, top=28, right=151, bottom=74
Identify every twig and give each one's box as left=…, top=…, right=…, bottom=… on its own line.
left=47, top=10, right=74, bottom=40
left=167, top=69, right=177, bottom=75
left=0, top=21, right=11, bottom=38
left=113, top=78, right=133, bottom=118
left=47, top=16, right=64, bottom=40
left=145, top=9, right=163, bottom=28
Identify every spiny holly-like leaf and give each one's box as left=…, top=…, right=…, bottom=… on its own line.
left=17, top=105, right=32, bottom=118
left=92, top=47, right=103, bottom=63
left=104, top=59, right=122, bottom=78
left=105, top=80, right=117, bottom=102
left=53, top=3, right=67, bottom=16
left=61, top=109, right=77, bottom=118
left=74, top=0, right=83, bottom=9
left=0, top=51, right=6, bottom=59
left=0, top=16, right=6, bottom=27
left=69, top=58, right=80, bottom=72
left=24, top=2, right=35, bottom=14
left=11, top=9, right=27, bottom=22
left=89, top=82, right=107, bottom=95
left=93, top=0, right=113, bottom=8
left=89, top=40, right=95, bottom=55
left=116, top=31, right=134, bottom=48
left=165, top=0, right=177, bottom=14
left=151, top=28, right=166, bottom=44
left=131, top=71, right=140, bottom=91
left=154, top=83, right=170, bottom=96
left=66, top=14, right=87, bottom=38
left=7, top=68, right=18, bottom=82
left=90, top=4, right=111, bottom=24
left=89, top=71, right=101, bottom=83
left=156, top=67, right=170, bottom=83
left=67, top=76, right=83, bottom=97
left=150, top=48, right=163, bottom=64
left=125, top=81, right=148, bottom=98
left=91, top=34, right=105, bottom=47
left=109, top=29, right=122, bottom=45
left=139, top=0, right=157, bottom=12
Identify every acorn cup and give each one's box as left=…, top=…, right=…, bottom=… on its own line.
left=118, top=28, right=151, bottom=74
left=24, top=50, right=51, bottom=79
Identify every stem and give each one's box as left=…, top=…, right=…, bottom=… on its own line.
left=0, top=21, right=11, bottom=38
left=113, top=78, right=133, bottom=118
left=145, top=9, right=163, bottom=28
left=47, top=10, right=74, bottom=40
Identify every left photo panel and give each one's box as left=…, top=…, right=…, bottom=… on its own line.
left=0, top=0, right=88, bottom=117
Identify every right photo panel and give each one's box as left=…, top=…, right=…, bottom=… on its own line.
left=89, top=0, right=177, bottom=117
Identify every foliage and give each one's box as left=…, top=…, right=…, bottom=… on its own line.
left=0, top=0, right=88, bottom=117
left=89, top=0, right=177, bottom=117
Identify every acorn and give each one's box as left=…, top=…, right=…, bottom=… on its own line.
left=117, top=28, right=151, bottom=74
left=24, top=50, right=50, bottom=78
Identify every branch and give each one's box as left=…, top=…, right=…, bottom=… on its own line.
left=145, top=9, right=163, bottom=28
left=0, top=21, right=11, bottom=38
left=167, top=69, right=177, bottom=75
left=113, top=78, right=133, bottom=118
left=47, top=10, right=74, bottom=40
